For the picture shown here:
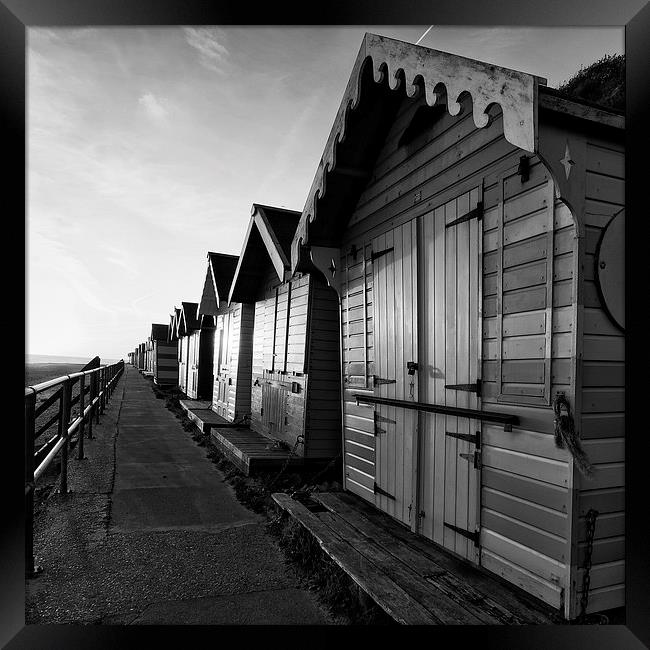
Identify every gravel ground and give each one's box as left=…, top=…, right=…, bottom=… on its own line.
left=25, top=369, right=337, bottom=625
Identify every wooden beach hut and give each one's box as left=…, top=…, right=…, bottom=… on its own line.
left=228, top=203, right=341, bottom=462
left=150, top=323, right=178, bottom=386
left=294, top=33, right=625, bottom=619
left=176, top=301, right=214, bottom=400
left=196, top=252, right=252, bottom=422
left=175, top=302, right=197, bottom=395
left=144, top=337, right=153, bottom=375
left=137, top=343, right=146, bottom=371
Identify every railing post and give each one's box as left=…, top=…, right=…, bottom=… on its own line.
left=88, top=372, right=94, bottom=439
left=95, top=371, right=101, bottom=424
left=25, top=390, right=42, bottom=577
left=77, top=374, right=86, bottom=460
left=98, top=369, right=103, bottom=415
left=59, top=378, right=72, bottom=495
left=100, top=368, right=106, bottom=414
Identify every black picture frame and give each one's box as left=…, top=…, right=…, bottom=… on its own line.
left=4, top=1, right=648, bottom=647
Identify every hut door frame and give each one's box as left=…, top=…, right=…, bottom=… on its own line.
left=416, top=188, right=482, bottom=564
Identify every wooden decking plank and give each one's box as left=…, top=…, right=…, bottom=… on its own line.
left=272, top=493, right=439, bottom=625
left=325, top=491, right=555, bottom=623
left=315, top=510, right=485, bottom=624
left=314, top=493, right=514, bottom=624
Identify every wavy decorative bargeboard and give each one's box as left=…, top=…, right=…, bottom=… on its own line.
left=291, top=33, right=545, bottom=270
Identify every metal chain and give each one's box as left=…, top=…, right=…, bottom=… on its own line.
left=579, top=508, right=599, bottom=622
left=267, top=434, right=304, bottom=490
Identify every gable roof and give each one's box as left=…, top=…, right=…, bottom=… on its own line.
left=169, top=308, right=181, bottom=341
left=290, top=33, right=624, bottom=273
left=229, top=203, right=301, bottom=304
left=198, top=252, right=239, bottom=315
left=151, top=323, right=168, bottom=341
left=177, top=302, right=199, bottom=337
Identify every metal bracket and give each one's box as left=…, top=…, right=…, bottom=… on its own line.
left=517, top=155, right=530, bottom=182
left=459, top=450, right=482, bottom=469
left=445, top=202, right=483, bottom=229
left=374, top=483, right=395, bottom=500
left=446, top=430, right=481, bottom=447
left=444, top=379, right=482, bottom=396
left=444, top=522, right=480, bottom=546
left=373, top=376, right=396, bottom=385
left=370, top=247, right=394, bottom=262
left=375, top=412, right=396, bottom=425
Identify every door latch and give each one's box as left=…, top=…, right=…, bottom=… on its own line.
left=407, top=361, right=419, bottom=375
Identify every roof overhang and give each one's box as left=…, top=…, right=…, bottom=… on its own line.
left=290, top=32, right=546, bottom=271
left=228, top=204, right=299, bottom=304
left=198, top=252, right=239, bottom=315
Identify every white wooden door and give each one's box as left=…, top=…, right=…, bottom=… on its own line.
left=214, top=314, right=230, bottom=417
left=417, top=189, right=482, bottom=563
left=372, top=220, right=418, bottom=528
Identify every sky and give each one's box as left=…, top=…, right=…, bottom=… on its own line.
left=27, top=25, right=624, bottom=361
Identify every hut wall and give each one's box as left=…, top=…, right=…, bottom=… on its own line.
left=572, top=138, right=625, bottom=615
left=304, top=276, right=342, bottom=459
left=250, top=273, right=309, bottom=453
left=153, top=340, right=179, bottom=386
left=337, top=94, right=580, bottom=611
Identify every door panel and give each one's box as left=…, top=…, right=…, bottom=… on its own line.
left=418, top=188, right=481, bottom=563
left=372, top=220, right=418, bottom=527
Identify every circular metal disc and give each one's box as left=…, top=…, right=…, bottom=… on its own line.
left=596, top=210, right=625, bottom=331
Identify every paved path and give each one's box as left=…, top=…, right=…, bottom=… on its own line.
left=26, top=366, right=334, bottom=625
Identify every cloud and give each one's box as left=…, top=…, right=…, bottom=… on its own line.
left=183, top=27, right=229, bottom=74
left=138, top=92, right=168, bottom=122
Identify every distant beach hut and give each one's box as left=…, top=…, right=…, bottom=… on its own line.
left=228, top=203, right=341, bottom=461
left=150, top=323, right=177, bottom=386
left=197, top=252, right=251, bottom=422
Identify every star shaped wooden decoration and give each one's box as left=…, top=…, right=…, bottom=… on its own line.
left=560, top=142, right=575, bottom=180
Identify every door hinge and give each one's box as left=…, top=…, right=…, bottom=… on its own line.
left=373, top=375, right=396, bottom=385
left=444, top=379, right=482, bottom=396
left=459, top=450, right=482, bottom=469
left=374, top=483, right=395, bottom=500
left=445, top=202, right=484, bottom=229
left=370, top=247, right=394, bottom=262
left=444, top=522, right=480, bottom=546
left=446, top=430, right=481, bottom=447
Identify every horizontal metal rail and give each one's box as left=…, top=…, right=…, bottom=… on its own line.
left=24, top=358, right=125, bottom=577
left=353, top=394, right=519, bottom=431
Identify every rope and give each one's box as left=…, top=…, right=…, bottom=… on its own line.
left=553, top=394, right=594, bottom=478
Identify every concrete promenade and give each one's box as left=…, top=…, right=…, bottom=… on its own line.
left=26, top=365, right=333, bottom=625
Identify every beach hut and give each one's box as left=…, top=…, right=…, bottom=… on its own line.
left=293, top=33, right=625, bottom=619
left=176, top=301, right=214, bottom=400
left=228, top=203, right=341, bottom=462
left=196, top=252, right=252, bottom=422
left=144, top=336, right=153, bottom=375
left=150, top=323, right=178, bottom=387
left=175, top=302, right=197, bottom=395
left=137, top=343, right=146, bottom=371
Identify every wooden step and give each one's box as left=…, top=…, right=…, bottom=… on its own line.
left=272, top=492, right=439, bottom=625
left=323, top=491, right=557, bottom=624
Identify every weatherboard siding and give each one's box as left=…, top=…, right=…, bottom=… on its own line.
left=574, top=138, right=625, bottom=615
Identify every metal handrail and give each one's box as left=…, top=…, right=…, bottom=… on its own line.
left=353, top=394, right=519, bottom=431
left=24, top=358, right=126, bottom=577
